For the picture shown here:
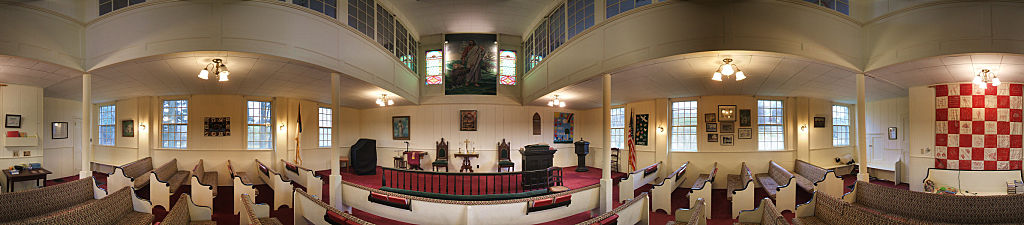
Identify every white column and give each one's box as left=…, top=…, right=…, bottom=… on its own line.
left=856, top=74, right=869, bottom=181
left=329, top=73, right=345, bottom=210
left=79, top=74, right=92, bottom=179
left=600, top=73, right=613, bottom=213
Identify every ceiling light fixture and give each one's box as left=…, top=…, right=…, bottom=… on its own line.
left=548, top=95, right=566, bottom=108
left=198, top=58, right=230, bottom=82
left=973, top=69, right=999, bottom=89
left=376, top=94, right=395, bottom=107
left=712, top=58, right=746, bottom=81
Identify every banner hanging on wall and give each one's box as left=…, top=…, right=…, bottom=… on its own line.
left=554, top=112, right=574, bottom=143
left=934, top=83, right=1024, bottom=170
left=635, top=114, right=648, bottom=145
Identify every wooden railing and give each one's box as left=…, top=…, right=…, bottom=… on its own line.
left=381, top=167, right=562, bottom=195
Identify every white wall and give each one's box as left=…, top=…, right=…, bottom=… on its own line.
left=42, top=97, right=81, bottom=178
left=907, top=86, right=936, bottom=191
left=0, top=84, right=45, bottom=191
left=865, top=97, right=909, bottom=179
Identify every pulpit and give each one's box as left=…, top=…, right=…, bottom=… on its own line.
left=404, top=151, right=427, bottom=170
left=520, top=145, right=556, bottom=190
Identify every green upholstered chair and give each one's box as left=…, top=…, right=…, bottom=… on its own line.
left=497, top=139, right=514, bottom=172
left=432, top=138, right=449, bottom=172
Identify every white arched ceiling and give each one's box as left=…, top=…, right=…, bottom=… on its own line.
left=0, top=55, right=82, bottom=88
left=867, top=53, right=1024, bottom=89
left=385, top=0, right=555, bottom=35
left=533, top=51, right=906, bottom=109
left=43, top=51, right=408, bottom=108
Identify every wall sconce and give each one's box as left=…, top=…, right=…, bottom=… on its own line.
left=278, top=124, right=287, bottom=131
left=139, top=124, right=147, bottom=132
left=658, top=126, right=665, bottom=132
left=800, top=125, right=808, bottom=132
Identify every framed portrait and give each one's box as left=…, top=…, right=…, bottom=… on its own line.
left=739, top=109, right=751, bottom=127
left=51, top=122, right=68, bottom=139
left=460, top=110, right=477, bottom=131
left=720, top=122, right=735, bottom=133
left=718, top=105, right=737, bottom=122
left=814, top=117, right=827, bottom=128
left=203, top=117, right=230, bottom=136
left=707, top=134, right=719, bottom=142
left=738, top=128, right=752, bottom=139
left=888, top=127, right=897, bottom=140
left=706, top=123, right=718, bottom=132
left=122, top=120, right=135, bottom=137
left=5, top=114, right=21, bottom=128
left=704, top=113, right=717, bottom=123
left=721, top=134, right=735, bottom=146
left=393, top=116, right=410, bottom=140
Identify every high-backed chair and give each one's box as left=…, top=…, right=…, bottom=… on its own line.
left=497, top=139, right=514, bottom=172
left=432, top=138, right=450, bottom=172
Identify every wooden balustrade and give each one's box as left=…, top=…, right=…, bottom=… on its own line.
left=380, top=167, right=562, bottom=195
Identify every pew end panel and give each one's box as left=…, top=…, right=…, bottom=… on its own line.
left=184, top=194, right=213, bottom=221
left=255, top=159, right=293, bottom=210
left=233, top=175, right=258, bottom=215
left=189, top=175, right=216, bottom=208
left=92, top=177, right=109, bottom=199
left=671, top=198, right=705, bottom=225
left=150, top=171, right=172, bottom=210
left=106, top=167, right=132, bottom=193
left=651, top=161, right=688, bottom=214
left=817, top=170, right=844, bottom=197
left=795, top=193, right=816, bottom=218
left=728, top=162, right=754, bottom=219
left=618, top=161, right=662, bottom=203
left=130, top=188, right=153, bottom=214
left=688, top=162, right=716, bottom=219
left=281, top=159, right=323, bottom=200
left=240, top=193, right=275, bottom=225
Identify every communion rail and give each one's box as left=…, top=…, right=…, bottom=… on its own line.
left=381, top=167, right=562, bottom=195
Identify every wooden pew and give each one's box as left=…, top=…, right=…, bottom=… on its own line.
left=229, top=160, right=258, bottom=215
left=189, top=159, right=219, bottom=208
left=651, top=161, right=688, bottom=213
left=293, top=188, right=372, bottom=225
left=667, top=198, right=705, bottom=225
left=754, top=161, right=795, bottom=213
left=793, top=160, right=843, bottom=197
left=161, top=194, right=215, bottom=225
left=575, top=192, right=650, bottom=225
left=736, top=198, right=786, bottom=225
left=106, top=157, right=153, bottom=192
left=727, top=162, right=754, bottom=219
left=281, top=159, right=323, bottom=200
left=240, top=193, right=283, bottom=225
left=687, top=162, right=716, bottom=219
left=150, top=158, right=189, bottom=210
left=617, top=161, right=662, bottom=203
left=256, top=159, right=293, bottom=210
left=2, top=182, right=153, bottom=225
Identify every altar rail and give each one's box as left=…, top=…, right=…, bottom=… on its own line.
left=381, top=167, right=562, bottom=195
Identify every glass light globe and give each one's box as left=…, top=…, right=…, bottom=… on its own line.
left=712, top=72, right=723, bottom=81
left=735, top=71, right=746, bottom=81
left=198, top=69, right=209, bottom=79
left=720, top=64, right=735, bottom=76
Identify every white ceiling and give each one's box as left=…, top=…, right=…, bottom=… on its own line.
left=0, top=55, right=82, bottom=89
left=867, top=53, right=1024, bottom=89
left=42, top=52, right=407, bottom=108
left=386, top=0, right=553, bottom=35
left=531, top=51, right=908, bottom=109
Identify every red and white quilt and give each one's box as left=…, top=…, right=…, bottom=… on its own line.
left=935, top=83, right=1024, bottom=170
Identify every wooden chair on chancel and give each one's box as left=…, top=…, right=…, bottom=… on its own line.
left=497, top=139, right=514, bottom=172
left=432, top=138, right=450, bottom=172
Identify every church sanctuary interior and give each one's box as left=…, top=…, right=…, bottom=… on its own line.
left=5, top=0, right=1024, bottom=224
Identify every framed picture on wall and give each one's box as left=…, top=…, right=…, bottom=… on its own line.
left=393, top=116, right=410, bottom=140
left=739, top=109, right=751, bottom=127
left=738, top=128, right=752, bottom=139
left=720, top=122, right=735, bottom=133
left=51, top=122, right=68, bottom=139
left=706, top=123, right=718, bottom=132
left=721, top=134, right=735, bottom=146
left=718, top=105, right=737, bottom=122
left=704, top=113, right=717, bottom=123
left=888, top=127, right=897, bottom=140
left=814, top=117, right=827, bottom=128
left=122, top=120, right=134, bottom=137
left=5, top=114, right=21, bottom=128
left=708, top=134, right=719, bottom=142
left=460, top=110, right=477, bottom=131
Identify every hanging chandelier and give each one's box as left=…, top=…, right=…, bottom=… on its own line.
left=548, top=95, right=566, bottom=108
left=712, top=58, right=746, bottom=81
left=973, top=69, right=1000, bottom=89
left=197, top=58, right=230, bottom=82
left=376, top=94, right=395, bottom=107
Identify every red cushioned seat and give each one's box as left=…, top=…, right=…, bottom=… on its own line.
left=387, top=195, right=408, bottom=205
left=554, top=195, right=571, bottom=204
left=532, top=198, right=553, bottom=208
left=594, top=214, right=618, bottom=225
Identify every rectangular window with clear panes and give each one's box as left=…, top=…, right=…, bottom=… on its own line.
left=319, top=107, right=332, bottom=148
left=247, top=101, right=272, bottom=150
left=610, top=107, right=625, bottom=149
left=671, top=101, right=698, bottom=152
left=758, top=100, right=785, bottom=150
left=161, top=100, right=188, bottom=149
left=832, top=105, right=850, bottom=146
left=99, top=105, right=116, bottom=146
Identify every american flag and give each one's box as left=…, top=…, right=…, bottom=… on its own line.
left=627, top=109, right=637, bottom=171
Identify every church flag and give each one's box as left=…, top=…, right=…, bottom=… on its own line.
left=627, top=109, right=637, bottom=171
left=295, top=103, right=303, bottom=165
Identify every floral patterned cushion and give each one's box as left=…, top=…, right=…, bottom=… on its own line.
left=0, top=177, right=95, bottom=222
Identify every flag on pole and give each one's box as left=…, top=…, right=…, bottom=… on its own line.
left=295, top=103, right=303, bottom=165
left=626, top=109, right=637, bottom=171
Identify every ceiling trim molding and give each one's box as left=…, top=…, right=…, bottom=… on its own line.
left=864, top=0, right=1024, bottom=25
left=1, top=0, right=85, bottom=26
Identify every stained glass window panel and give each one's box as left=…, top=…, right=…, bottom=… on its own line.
left=499, top=50, right=516, bottom=85
left=425, top=50, right=443, bottom=85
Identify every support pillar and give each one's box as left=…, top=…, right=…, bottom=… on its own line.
left=600, top=73, right=613, bottom=213
left=79, top=74, right=92, bottom=178
left=329, top=73, right=345, bottom=210
left=856, top=74, right=869, bottom=181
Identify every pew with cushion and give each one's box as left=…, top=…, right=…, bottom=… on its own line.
left=293, top=188, right=371, bottom=225
left=190, top=159, right=219, bottom=208
left=755, top=161, right=795, bottom=212
left=160, top=194, right=215, bottom=225
left=736, top=198, right=787, bottom=225
left=794, top=191, right=897, bottom=225
left=651, top=161, right=688, bottom=214
left=618, top=161, right=662, bottom=203
left=688, top=162, right=717, bottom=219
left=0, top=177, right=98, bottom=223
left=792, top=160, right=843, bottom=197
left=575, top=192, right=650, bottom=225
left=281, top=159, right=323, bottom=200
left=840, top=180, right=1024, bottom=224
left=12, top=188, right=154, bottom=225
left=666, top=198, right=705, bottom=225
left=256, top=159, right=293, bottom=210
left=229, top=160, right=258, bottom=215
left=728, top=162, right=755, bottom=219
left=150, top=158, right=190, bottom=210
left=240, top=193, right=284, bottom=225
left=107, top=157, right=154, bottom=192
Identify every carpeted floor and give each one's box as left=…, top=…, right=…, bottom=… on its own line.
left=38, top=169, right=909, bottom=225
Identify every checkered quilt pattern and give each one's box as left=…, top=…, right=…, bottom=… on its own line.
left=935, top=83, right=1024, bottom=170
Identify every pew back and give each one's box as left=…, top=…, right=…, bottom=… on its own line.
left=256, top=159, right=293, bottom=209
left=229, top=160, right=258, bottom=215
left=294, top=188, right=373, bottom=225
left=849, top=180, right=1024, bottom=224
left=575, top=192, right=650, bottom=225
left=651, top=161, right=688, bottom=213
left=281, top=159, right=323, bottom=199
left=0, top=177, right=96, bottom=222
left=618, top=161, right=661, bottom=203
